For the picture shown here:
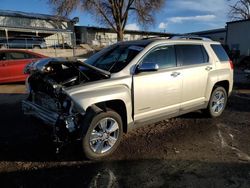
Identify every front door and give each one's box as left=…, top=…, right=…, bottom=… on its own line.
left=133, top=45, right=182, bottom=122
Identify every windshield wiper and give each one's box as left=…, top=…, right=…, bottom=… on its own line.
left=108, top=56, right=120, bottom=72
left=77, top=60, right=111, bottom=78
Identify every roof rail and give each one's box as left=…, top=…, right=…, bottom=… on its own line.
left=170, top=35, right=212, bottom=41
left=141, top=36, right=170, bottom=40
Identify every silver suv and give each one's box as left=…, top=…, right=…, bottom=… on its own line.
left=22, top=37, right=234, bottom=160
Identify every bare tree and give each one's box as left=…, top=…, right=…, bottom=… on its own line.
left=49, top=0, right=165, bottom=41
left=229, top=0, right=250, bottom=20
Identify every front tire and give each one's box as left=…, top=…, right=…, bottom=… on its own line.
left=206, top=86, right=228, bottom=118
left=82, top=110, right=123, bottom=160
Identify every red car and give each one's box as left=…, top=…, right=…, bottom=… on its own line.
left=0, top=50, right=47, bottom=83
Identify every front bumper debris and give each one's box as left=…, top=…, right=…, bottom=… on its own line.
left=22, top=100, right=59, bottom=126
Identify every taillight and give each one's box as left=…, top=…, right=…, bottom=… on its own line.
left=229, top=60, right=234, bottom=70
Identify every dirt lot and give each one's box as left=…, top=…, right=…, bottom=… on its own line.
left=0, top=73, right=250, bottom=187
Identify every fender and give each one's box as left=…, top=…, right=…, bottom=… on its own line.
left=64, top=77, right=133, bottom=125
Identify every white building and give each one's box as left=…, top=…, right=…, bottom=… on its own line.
left=226, top=19, right=250, bottom=57
left=75, top=26, right=174, bottom=46
left=0, top=10, right=76, bottom=47
left=189, top=28, right=226, bottom=44
left=190, top=19, right=250, bottom=59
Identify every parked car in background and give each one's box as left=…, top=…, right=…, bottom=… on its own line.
left=0, top=50, right=47, bottom=83
left=0, top=36, right=47, bottom=49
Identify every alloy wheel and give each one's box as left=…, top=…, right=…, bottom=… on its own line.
left=211, top=90, right=225, bottom=114
left=89, top=117, right=120, bottom=154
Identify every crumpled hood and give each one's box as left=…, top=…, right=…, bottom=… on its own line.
left=24, top=57, right=66, bottom=74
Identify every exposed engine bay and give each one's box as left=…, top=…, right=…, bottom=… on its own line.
left=25, top=58, right=109, bottom=96
left=22, top=58, right=110, bottom=144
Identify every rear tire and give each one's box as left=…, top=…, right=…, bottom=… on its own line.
left=205, top=86, right=228, bottom=118
left=82, top=109, right=123, bottom=160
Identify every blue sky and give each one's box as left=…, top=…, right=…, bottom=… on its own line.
left=1, top=0, right=236, bottom=33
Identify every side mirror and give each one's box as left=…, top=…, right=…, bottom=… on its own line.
left=137, top=63, right=159, bottom=72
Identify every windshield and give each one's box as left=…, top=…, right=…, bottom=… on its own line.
left=85, top=44, right=145, bottom=73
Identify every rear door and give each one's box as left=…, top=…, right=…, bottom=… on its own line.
left=175, top=44, right=213, bottom=111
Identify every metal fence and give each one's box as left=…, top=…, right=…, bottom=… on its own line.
left=0, top=36, right=95, bottom=58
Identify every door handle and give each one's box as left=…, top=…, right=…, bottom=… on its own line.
left=171, top=72, right=180, bottom=77
left=205, top=66, right=212, bottom=71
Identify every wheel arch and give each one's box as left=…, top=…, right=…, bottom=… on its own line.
left=86, top=99, right=128, bottom=133
left=213, top=80, right=230, bottom=95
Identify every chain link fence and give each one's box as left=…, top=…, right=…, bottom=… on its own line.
left=0, top=36, right=99, bottom=58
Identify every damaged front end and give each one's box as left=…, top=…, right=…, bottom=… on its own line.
left=22, top=58, right=109, bottom=146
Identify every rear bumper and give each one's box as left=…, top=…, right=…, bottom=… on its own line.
left=22, top=100, right=59, bottom=126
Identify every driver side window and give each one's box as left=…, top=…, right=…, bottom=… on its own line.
left=142, top=45, right=176, bottom=69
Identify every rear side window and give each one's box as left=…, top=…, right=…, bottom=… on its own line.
left=34, top=38, right=45, bottom=42
left=10, top=39, right=23, bottom=44
left=142, top=45, right=176, bottom=69
left=176, top=45, right=208, bottom=66
left=211, top=44, right=229, bottom=61
left=7, top=52, right=27, bottom=60
left=24, top=52, right=40, bottom=59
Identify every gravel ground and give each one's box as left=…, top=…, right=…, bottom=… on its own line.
left=0, top=79, right=249, bottom=187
